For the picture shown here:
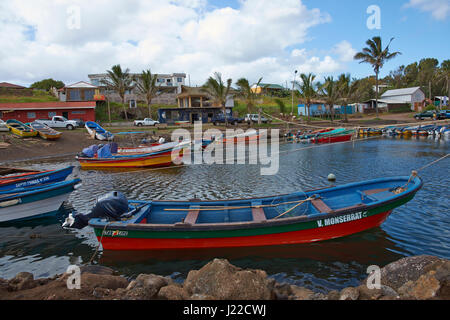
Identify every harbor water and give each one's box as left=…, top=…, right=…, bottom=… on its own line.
left=0, top=136, right=449, bottom=293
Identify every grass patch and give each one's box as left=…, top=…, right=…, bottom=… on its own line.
left=0, top=91, right=59, bottom=103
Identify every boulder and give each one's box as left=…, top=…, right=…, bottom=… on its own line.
left=183, top=259, right=273, bottom=300
left=8, top=272, right=36, bottom=291
left=290, top=286, right=315, bottom=300
left=80, top=273, right=128, bottom=291
left=158, top=284, right=189, bottom=300
left=339, top=287, right=359, bottom=300
left=364, top=255, right=445, bottom=291
left=327, top=290, right=340, bottom=300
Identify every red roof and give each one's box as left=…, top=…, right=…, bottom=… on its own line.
left=0, top=82, right=27, bottom=89
left=0, top=101, right=96, bottom=111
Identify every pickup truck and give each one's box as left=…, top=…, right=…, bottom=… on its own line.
left=212, top=114, right=244, bottom=126
left=35, top=116, right=79, bottom=130
left=134, top=118, right=159, bottom=126
left=244, top=113, right=271, bottom=124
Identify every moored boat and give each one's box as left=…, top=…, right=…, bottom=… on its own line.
left=311, top=133, right=353, bottom=144
left=5, top=120, right=38, bottom=138
left=64, top=175, right=423, bottom=250
left=0, top=166, right=74, bottom=191
left=85, top=121, right=114, bottom=141
left=0, top=179, right=81, bottom=223
left=27, top=121, right=62, bottom=140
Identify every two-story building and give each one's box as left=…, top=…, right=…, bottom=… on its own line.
left=88, top=72, right=186, bottom=107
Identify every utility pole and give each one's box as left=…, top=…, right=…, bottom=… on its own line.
left=291, top=70, right=298, bottom=115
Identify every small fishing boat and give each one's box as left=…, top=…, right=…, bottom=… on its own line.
left=76, top=143, right=186, bottom=169
left=299, top=128, right=333, bottom=140
left=27, top=121, right=62, bottom=140
left=0, top=119, right=8, bottom=132
left=0, top=166, right=74, bottom=191
left=64, top=175, right=422, bottom=250
left=0, top=179, right=81, bottom=223
left=311, top=133, right=353, bottom=144
left=85, top=121, right=114, bottom=141
left=5, top=120, right=38, bottom=138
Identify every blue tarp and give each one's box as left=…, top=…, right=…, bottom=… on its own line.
left=82, top=145, right=98, bottom=158
left=97, top=144, right=112, bottom=158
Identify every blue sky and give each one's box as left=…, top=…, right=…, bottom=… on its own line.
left=0, top=0, right=449, bottom=86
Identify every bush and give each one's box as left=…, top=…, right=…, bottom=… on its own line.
left=425, top=104, right=436, bottom=111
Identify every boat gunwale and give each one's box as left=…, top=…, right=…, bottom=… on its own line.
left=0, top=178, right=81, bottom=201
left=88, top=176, right=423, bottom=232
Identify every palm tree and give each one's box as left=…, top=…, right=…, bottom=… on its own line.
left=319, top=76, right=339, bottom=122
left=202, top=72, right=232, bottom=126
left=235, top=77, right=265, bottom=124
left=337, top=74, right=358, bottom=122
left=354, top=36, right=401, bottom=117
left=298, top=73, right=317, bottom=123
left=134, top=69, right=168, bottom=117
left=101, top=64, right=133, bottom=121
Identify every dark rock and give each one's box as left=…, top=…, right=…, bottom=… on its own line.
left=135, top=274, right=169, bottom=298
left=80, top=273, right=129, bottom=291
left=189, top=293, right=217, bottom=300
left=339, top=287, right=359, bottom=300
left=272, top=283, right=292, bottom=300
left=364, top=255, right=445, bottom=291
left=157, top=284, right=189, bottom=300
left=8, top=272, right=36, bottom=291
left=183, top=258, right=272, bottom=300
left=327, top=290, right=340, bottom=300
left=290, top=285, right=315, bottom=300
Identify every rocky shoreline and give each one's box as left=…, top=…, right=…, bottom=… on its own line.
left=0, top=255, right=448, bottom=300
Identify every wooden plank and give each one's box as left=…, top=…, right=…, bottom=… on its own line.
left=311, top=199, right=333, bottom=214
left=251, top=207, right=267, bottom=222
left=363, top=188, right=390, bottom=196
left=184, top=209, right=200, bottom=225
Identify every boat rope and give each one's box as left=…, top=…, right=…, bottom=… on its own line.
left=272, top=196, right=317, bottom=220
left=87, top=221, right=115, bottom=264
left=416, top=153, right=450, bottom=172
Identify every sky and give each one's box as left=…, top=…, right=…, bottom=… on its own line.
left=0, top=0, right=449, bottom=88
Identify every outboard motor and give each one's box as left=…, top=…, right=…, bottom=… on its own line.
left=63, top=191, right=129, bottom=229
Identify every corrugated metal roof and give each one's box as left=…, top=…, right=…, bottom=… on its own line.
left=65, top=81, right=98, bottom=89
left=381, top=87, right=422, bottom=97
left=0, top=82, right=26, bottom=89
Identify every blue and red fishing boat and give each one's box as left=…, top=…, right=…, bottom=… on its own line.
left=64, top=174, right=422, bottom=251
left=0, top=166, right=74, bottom=191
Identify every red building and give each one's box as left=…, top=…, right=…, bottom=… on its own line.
left=0, top=101, right=96, bottom=122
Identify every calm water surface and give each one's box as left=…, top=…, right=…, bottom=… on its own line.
left=0, top=136, right=449, bottom=292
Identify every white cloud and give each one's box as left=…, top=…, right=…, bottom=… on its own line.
left=404, top=0, right=450, bottom=20
left=332, top=41, right=357, bottom=63
left=0, top=0, right=353, bottom=87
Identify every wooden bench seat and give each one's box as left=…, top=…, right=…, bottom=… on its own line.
left=363, top=188, right=390, bottom=195
left=311, top=198, right=333, bottom=214
left=251, top=201, right=267, bottom=222
left=184, top=207, right=200, bottom=225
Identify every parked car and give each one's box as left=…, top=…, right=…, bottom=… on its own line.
left=35, top=116, right=79, bottom=130
left=0, top=119, right=8, bottom=132
left=414, top=110, right=436, bottom=120
left=73, top=119, right=85, bottom=127
left=244, top=113, right=271, bottom=124
left=134, top=118, right=159, bottom=126
left=211, top=114, right=244, bottom=126
left=437, top=110, right=450, bottom=119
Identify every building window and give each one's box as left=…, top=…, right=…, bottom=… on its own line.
left=49, top=112, right=57, bottom=118
left=84, top=89, right=94, bottom=101
left=72, top=111, right=86, bottom=115
left=0, top=111, right=3, bottom=118
left=129, top=100, right=137, bottom=108
left=69, top=89, right=81, bottom=101
left=27, top=112, right=36, bottom=119
left=177, top=77, right=183, bottom=82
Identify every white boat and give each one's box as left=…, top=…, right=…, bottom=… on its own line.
left=0, top=179, right=81, bottom=223
left=0, top=119, right=9, bottom=132
left=85, top=121, right=114, bottom=141
left=117, top=141, right=192, bottom=154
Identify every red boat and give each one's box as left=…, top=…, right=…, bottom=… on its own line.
left=311, top=133, right=353, bottom=144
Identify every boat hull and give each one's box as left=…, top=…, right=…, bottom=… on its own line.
left=0, top=166, right=74, bottom=191
left=0, top=179, right=80, bottom=222
left=311, top=134, right=352, bottom=144
left=77, top=152, right=179, bottom=168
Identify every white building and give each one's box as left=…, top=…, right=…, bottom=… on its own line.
left=381, top=86, right=425, bottom=111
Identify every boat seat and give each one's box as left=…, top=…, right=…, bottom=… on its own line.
left=251, top=201, right=267, bottom=222
left=363, top=188, right=390, bottom=195
left=184, top=206, right=200, bottom=225
left=311, top=198, right=333, bottom=214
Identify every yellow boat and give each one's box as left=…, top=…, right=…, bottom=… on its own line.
left=5, top=120, right=38, bottom=138
left=28, top=122, right=62, bottom=140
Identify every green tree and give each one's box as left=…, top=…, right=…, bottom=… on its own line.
left=30, top=78, right=65, bottom=91
left=202, top=72, right=232, bottom=126
left=134, top=69, right=169, bottom=117
left=101, top=64, right=133, bottom=121
left=354, top=36, right=401, bottom=117
left=235, top=77, right=266, bottom=124
left=337, top=74, right=359, bottom=122
left=319, top=76, right=339, bottom=122
left=298, top=73, right=317, bottom=123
